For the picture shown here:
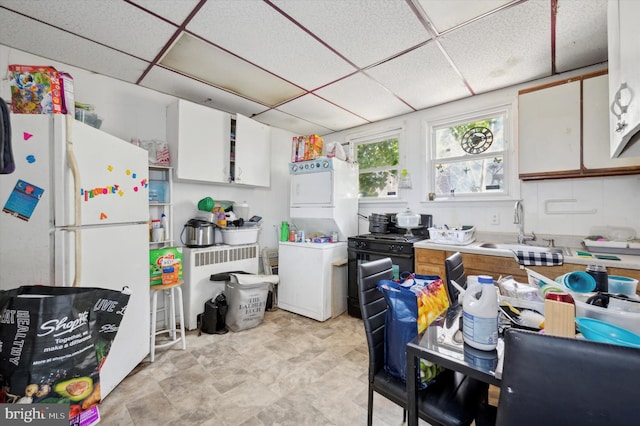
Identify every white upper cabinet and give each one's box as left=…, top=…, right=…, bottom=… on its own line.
left=519, top=80, right=581, bottom=177
left=232, top=114, right=271, bottom=187
left=608, top=0, right=640, bottom=158
left=584, top=74, right=640, bottom=169
left=519, top=72, right=640, bottom=180
left=166, top=99, right=230, bottom=183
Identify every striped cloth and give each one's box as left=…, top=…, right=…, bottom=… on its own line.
left=513, top=250, right=564, bottom=266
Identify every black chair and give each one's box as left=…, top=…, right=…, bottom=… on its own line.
left=358, top=257, right=490, bottom=426
left=445, top=252, right=467, bottom=306
left=497, top=328, right=640, bottom=426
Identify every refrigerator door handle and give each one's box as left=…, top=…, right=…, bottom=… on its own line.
left=66, top=115, right=82, bottom=286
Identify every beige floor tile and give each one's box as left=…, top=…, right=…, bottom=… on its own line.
left=98, top=309, right=429, bottom=425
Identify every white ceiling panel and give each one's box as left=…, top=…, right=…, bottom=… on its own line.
left=277, top=95, right=369, bottom=131
left=254, top=109, right=333, bottom=136
left=129, top=0, right=201, bottom=25
left=366, top=41, right=471, bottom=110
left=186, top=0, right=356, bottom=91
left=272, top=0, right=431, bottom=68
left=0, top=0, right=176, bottom=62
left=0, top=9, right=149, bottom=83
left=439, top=0, right=551, bottom=94
left=315, top=73, right=414, bottom=122
left=159, top=33, right=303, bottom=106
left=141, top=66, right=270, bottom=117
left=417, top=0, right=515, bottom=33
left=555, top=0, right=608, bottom=72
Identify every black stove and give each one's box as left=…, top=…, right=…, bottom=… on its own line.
left=346, top=213, right=432, bottom=318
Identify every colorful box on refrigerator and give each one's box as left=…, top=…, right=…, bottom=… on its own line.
left=8, top=65, right=64, bottom=114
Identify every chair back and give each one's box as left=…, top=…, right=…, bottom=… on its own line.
left=358, top=257, right=394, bottom=381
left=497, top=328, right=640, bottom=426
left=445, top=252, right=466, bottom=306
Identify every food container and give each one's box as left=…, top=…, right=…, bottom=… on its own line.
left=220, top=226, right=260, bottom=245
left=395, top=208, right=421, bottom=228
left=575, top=299, right=640, bottom=335
left=608, top=276, right=639, bottom=296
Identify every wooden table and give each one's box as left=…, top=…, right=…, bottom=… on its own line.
left=406, top=305, right=504, bottom=426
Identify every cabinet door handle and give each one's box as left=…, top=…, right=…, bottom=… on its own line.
left=610, top=82, right=633, bottom=134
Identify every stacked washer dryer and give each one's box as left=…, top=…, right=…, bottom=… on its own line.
left=278, top=158, right=358, bottom=321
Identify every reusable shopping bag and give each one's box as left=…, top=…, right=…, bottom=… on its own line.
left=377, top=275, right=449, bottom=386
left=0, top=285, right=130, bottom=419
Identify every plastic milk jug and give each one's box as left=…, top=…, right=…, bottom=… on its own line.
left=463, top=275, right=499, bottom=351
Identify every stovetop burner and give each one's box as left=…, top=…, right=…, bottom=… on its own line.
left=352, top=233, right=428, bottom=244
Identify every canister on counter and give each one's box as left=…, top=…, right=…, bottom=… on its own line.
left=586, top=264, right=608, bottom=292
left=297, top=230, right=305, bottom=242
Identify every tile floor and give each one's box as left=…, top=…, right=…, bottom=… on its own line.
left=98, top=308, right=422, bottom=426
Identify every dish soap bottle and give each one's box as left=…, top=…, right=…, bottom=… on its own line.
left=160, top=213, right=169, bottom=241
left=462, top=275, right=498, bottom=351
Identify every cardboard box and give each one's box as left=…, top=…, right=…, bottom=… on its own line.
left=8, top=65, right=63, bottom=114
left=150, top=247, right=183, bottom=286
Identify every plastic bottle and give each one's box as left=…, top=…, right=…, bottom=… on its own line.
left=462, top=275, right=499, bottom=351
left=280, top=221, right=289, bottom=242
left=160, top=213, right=169, bottom=240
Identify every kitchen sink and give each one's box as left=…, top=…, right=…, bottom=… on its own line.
left=477, top=242, right=572, bottom=256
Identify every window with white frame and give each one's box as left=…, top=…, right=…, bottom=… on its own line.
left=428, top=107, right=510, bottom=198
left=350, top=128, right=401, bottom=199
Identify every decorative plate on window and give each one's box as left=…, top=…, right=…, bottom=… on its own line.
left=460, top=127, right=493, bottom=154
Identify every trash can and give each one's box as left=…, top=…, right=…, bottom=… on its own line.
left=225, top=273, right=279, bottom=332
left=200, top=293, right=228, bottom=335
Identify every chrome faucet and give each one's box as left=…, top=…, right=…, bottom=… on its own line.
left=514, top=200, right=536, bottom=244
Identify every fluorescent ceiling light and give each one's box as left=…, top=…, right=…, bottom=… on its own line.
left=160, top=32, right=304, bottom=106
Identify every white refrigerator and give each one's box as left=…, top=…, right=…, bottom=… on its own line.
left=0, top=114, right=150, bottom=399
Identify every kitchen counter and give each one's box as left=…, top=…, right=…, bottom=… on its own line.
left=414, top=233, right=640, bottom=271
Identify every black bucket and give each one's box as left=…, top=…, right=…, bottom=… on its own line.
left=200, top=293, right=228, bottom=335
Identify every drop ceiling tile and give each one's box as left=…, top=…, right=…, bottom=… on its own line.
left=141, top=66, right=271, bottom=118
left=277, top=94, right=368, bottom=131
left=254, top=109, right=333, bottom=136
left=555, top=0, right=608, bottom=73
left=0, top=0, right=176, bottom=61
left=186, top=0, right=356, bottom=90
left=272, top=0, right=430, bottom=68
left=366, top=42, right=470, bottom=111
left=439, top=0, right=551, bottom=94
left=0, top=9, right=149, bottom=83
left=160, top=33, right=303, bottom=106
left=416, top=0, right=515, bottom=33
left=315, top=73, right=413, bottom=122
left=128, top=0, right=201, bottom=26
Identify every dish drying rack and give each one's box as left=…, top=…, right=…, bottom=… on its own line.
left=428, top=226, right=475, bottom=245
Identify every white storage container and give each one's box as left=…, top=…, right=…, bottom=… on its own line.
left=221, top=226, right=260, bottom=245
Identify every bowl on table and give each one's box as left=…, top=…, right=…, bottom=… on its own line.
left=575, top=317, right=640, bottom=348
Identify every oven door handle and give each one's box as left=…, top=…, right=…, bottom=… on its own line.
left=349, top=249, right=413, bottom=259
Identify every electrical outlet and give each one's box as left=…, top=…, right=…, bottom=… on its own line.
left=490, top=213, right=500, bottom=225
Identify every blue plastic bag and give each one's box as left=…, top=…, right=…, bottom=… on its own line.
left=377, top=275, right=447, bottom=387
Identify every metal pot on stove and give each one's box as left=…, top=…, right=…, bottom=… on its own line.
left=368, top=213, right=389, bottom=233
left=181, top=218, right=216, bottom=247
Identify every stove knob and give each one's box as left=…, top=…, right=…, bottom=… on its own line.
left=321, top=160, right=330, bottom=168
left=291, top=164, right=298, bottom=172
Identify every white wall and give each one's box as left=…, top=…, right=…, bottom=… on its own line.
left=1, top=45, right=292, bottom=252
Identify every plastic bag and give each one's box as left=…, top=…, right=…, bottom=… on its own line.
left=0, top=285, right=130, bottom=416
left=377, top=275, right=448, bottom=386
